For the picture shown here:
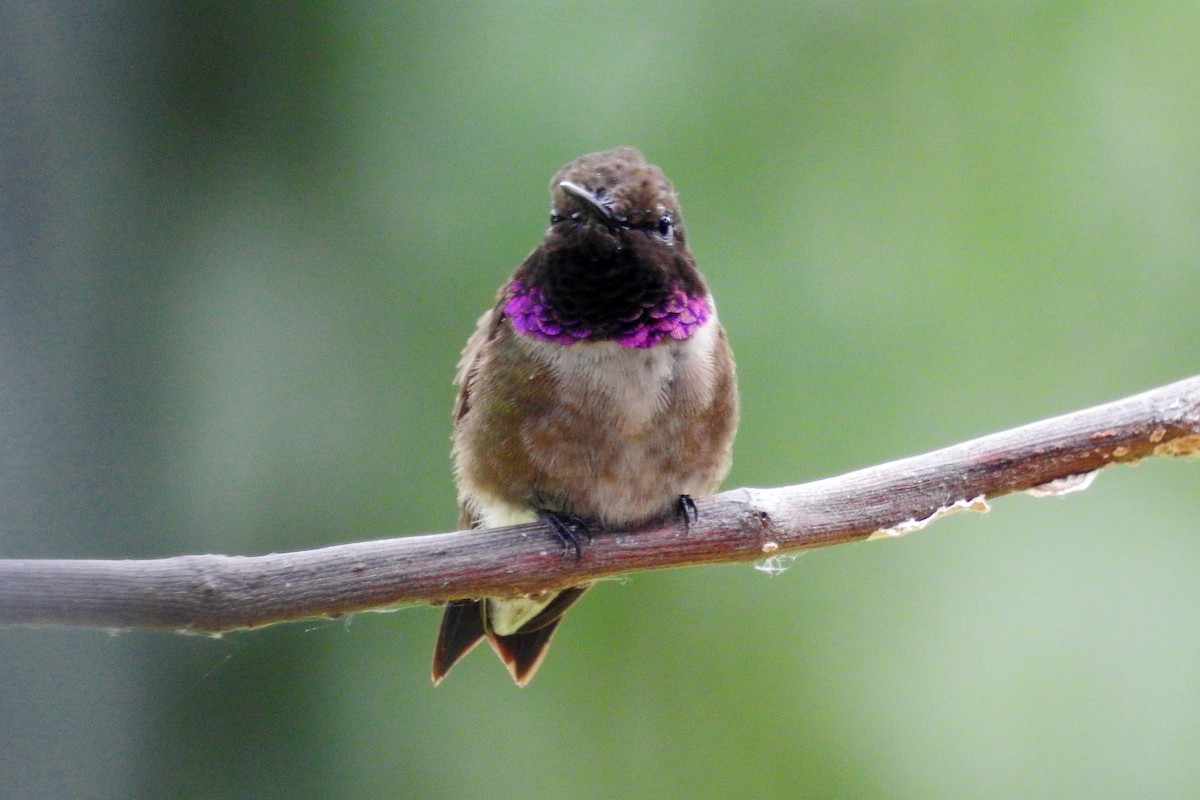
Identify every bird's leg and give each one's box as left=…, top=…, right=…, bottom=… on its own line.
left=676, top=494, right=699, bottom=532
left=538, top=510, right=592, bottom=560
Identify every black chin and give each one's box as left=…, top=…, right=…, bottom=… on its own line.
left=541, top=244, right=669, bottom=329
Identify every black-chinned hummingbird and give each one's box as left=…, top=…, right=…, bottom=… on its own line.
left=432, top=147, right=738, bottom=685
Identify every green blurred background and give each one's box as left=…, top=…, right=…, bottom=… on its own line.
left=3, top=2, right=1199, bottom=797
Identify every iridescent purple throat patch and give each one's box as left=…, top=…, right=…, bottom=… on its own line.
left=504, top=281, right=710, bottom=348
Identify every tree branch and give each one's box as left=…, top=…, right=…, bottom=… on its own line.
left=2, top=375, right=1199, bottom=633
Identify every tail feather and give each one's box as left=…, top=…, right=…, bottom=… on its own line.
left=486, top=617, right=566, bottom=687
left=431, top=585, right=591, bottom=686
left=431, top=599, right=487, bottom=685
left=513, top=585, right=590, bottom=634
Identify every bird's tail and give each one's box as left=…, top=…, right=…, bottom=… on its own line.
left=431, top=585, right=590, bottom=686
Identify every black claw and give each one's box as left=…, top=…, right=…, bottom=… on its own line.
left=539, top=510, right=591, bottom=559
left=677, top=495, right=699, bottom=530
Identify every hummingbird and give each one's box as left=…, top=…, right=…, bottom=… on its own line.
left=431, top=147, right=738, bottom=686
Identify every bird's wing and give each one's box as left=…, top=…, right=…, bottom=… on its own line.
left=452, top=282, right=512, bottom=425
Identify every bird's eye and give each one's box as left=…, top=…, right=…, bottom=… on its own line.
left=550, top=213, right=566, bottom=225
left=656, top=215, right=673, bottom=238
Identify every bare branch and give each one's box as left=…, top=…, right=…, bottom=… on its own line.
left=2, top=375, right=1199, bottom=633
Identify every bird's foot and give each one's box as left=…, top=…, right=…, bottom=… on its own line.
left=539, top=510, right=592, bottom=560
left=676, top=495, right=699, bottom=531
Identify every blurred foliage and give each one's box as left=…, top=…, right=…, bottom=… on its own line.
left=2, top=2, right=1200, bottom=798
